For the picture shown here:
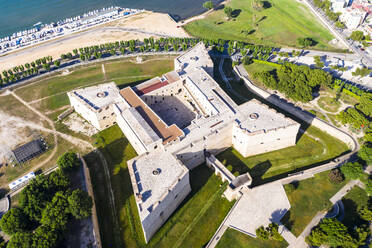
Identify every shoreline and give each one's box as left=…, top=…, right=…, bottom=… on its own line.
left=0, top=11, right=189, bottom=72
left=0, top=7, right=144, bottom=57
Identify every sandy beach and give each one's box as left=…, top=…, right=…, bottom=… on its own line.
left=0, top=11, right=189, bottom=72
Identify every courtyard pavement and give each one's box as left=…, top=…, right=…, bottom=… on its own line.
left=225, top=181, right=291, bottom=236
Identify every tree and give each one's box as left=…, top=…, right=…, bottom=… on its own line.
left=358, top=143, right=372, bottom=165
left=57, top=152, right=80, bottom=171
left=335, top=21, right=345, bottom=29
left=224, top=6, right=233, bottom=19
left=349, top=31, right=365, bottom=41
left=313, top=56, right=324, bottom=68
left=7, top=232, right=33, bottom=248
left=41, top=191, right=70, bottom=230
left=357, top=93, right=372, bottom=117
left=48, top=169, right=70, bottom=192
left=53, top=60, right=60, bottom=68
left=73, top=49, right=78, bottom=56
left=203, top=0, right=214, bottom=10
left=297, top=37, right=316, bottom=47
left=0, top=208, right=29, bottom=235
left=256, top=223, right=283, bottom=241
left=32, top=225, right=61, bottom=248
left=19, top=175, right=51, bottom=221
left=340, top=162, right=364, bottom=180
left=307, top=218, right=356, bottom=247
left=68, top=189, right=93, bottom=219
left=359, top=207, right=372, bottom=221
left=352, top=67, right=371, bottom=77
left=256, top=226, right=270, bottom=240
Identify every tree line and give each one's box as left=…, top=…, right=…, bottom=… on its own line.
left=0, top=152, right=92, bottom=248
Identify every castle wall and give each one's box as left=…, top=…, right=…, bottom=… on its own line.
left=140, top=171, right=191, bottom=243
left=114, top=106, right=162, bottom=155
left=174, top=121, right=234, bottom=170
left=68, top=93, right=118, bottom=130
left=232, top=122, right=300, bottom=157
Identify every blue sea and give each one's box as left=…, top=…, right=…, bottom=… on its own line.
left=0, top=0, right=220, bottom=37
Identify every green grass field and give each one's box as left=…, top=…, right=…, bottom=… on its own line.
left=282, top=171, right=348, bottom=236
left=217, top=126, right=348, bottom=185
left=89, top=125, right=235, bottom=248
left=184, top=0, right=336, bottom=50
left=216, top=228, right=288, bottom=248
left=317, top=96, right=341, bottom=113
left=15, top=56, right=175, bottom=113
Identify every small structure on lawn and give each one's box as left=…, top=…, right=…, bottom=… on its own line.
left=11, top=138, right=48, bottom=165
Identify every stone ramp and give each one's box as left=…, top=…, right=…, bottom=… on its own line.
left=225, top=181, right=291, bottom=236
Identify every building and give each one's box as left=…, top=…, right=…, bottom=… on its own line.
left=12, top=138, right=47, bottom=164
left=331, top=0, right=346, bottom=13
left=69, top=43, right=300, bottom=242
left=67, top=82, right=122, bottom=130
left=341, top=8, right=368, bottom=29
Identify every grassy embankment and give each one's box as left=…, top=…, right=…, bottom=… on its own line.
left=216, top=228, right=288, bottom=248
left=87, top=125, right=235, bottom=248
left=217, top=125, right=348, bottom=186
left=282, top=171, right=349, bottom=236
left=184, top=0, right=338, bottom=51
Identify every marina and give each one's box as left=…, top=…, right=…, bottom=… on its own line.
left=0, top=7, right=144, bottom=56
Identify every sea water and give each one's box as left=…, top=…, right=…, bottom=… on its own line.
left=0, top=0, right=220, bottom=37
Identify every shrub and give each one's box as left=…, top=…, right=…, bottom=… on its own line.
left=226, top=165, right=233, bottom=171
left=256, top=226, right=270, bottom=240
left=328, top=168, right=344, bottom=184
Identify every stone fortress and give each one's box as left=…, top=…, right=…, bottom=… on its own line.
left=67, top=43, right=301, bottom=243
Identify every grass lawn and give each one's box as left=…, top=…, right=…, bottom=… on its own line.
left=243, top=62, right=278, bottom=88
left=88, top=125, right=235, bottom=248
left=216, top=228, right=287, bottom=248
left=184, top=0, right=337, bottom=50
left=15, top=65, right=104, bottom=102
left=317, top=96, right=341, bottom=113
left=23, top=57, right=175, bottom=113
left=342, top=186, right=370, bottom=229
left=217, top=126, right=349, bottom=185
left=282, top=171, right=348, bottom=236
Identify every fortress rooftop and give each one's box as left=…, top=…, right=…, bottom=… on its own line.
left=128, top=152, right=188, bottom=220
left=68, top=82, right=120, bottom=111
left=175, top=42, right=213, bottom=73
left=237, top=100, right=297, bottom=133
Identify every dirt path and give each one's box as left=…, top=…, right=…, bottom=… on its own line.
left=8, top=91, right=93, bottom=178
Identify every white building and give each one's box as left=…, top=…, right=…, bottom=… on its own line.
left=341, top=8, right=367, bottom=29
left=67, top=82, right=122, bottom=130
left=331, top=0, right=346, bottom=13
left=69, top=43, right=300, bottom=243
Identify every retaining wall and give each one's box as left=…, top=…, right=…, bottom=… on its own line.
left=80, top=154, right=102, bottom=248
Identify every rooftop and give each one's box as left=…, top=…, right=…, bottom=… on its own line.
left=115, top=102, right=161, bottom=147
left=120, top=87, right=184, bottom=144
left=183, top=68, right=235, bottom=115
left=12, top=139, right=46, bottom=163
left=129, top=152, right=188, bottom=220
left=175, top=43, right=213, bottom=73
left=70, top=82, right=120, bottom=111
left=237, top=100, right=296, bottom=133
